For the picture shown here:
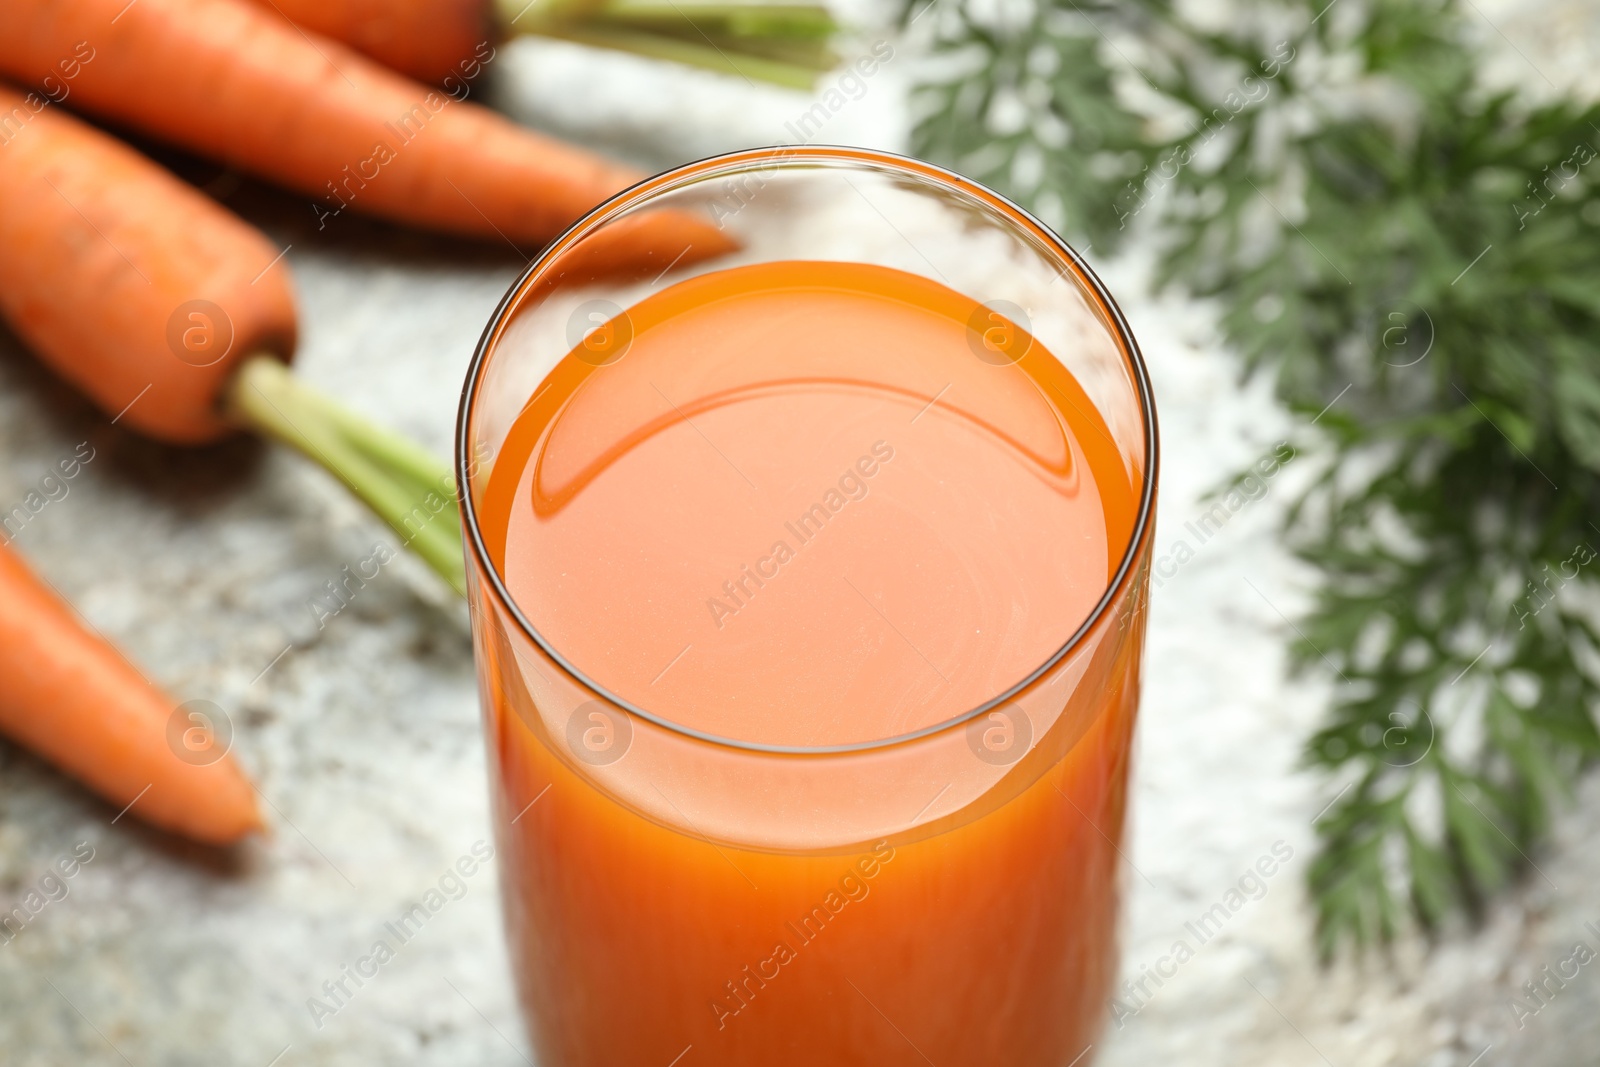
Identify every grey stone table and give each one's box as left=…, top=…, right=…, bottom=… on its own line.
left=2, top=4, right=1599, bottom=1064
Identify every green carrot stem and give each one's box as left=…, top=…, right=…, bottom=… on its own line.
left=279, top=376, right=455, bottom=501
left=596, top=1, right=837, bottom=38
left=581, top=19, right=837, bottom=67
left=529, top=25, right=828, bottom=87
left=225, top=356, right=467, bottom=597
left=497, top=0, right=841, bottom=88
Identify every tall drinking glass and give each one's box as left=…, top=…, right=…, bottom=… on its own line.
left=457, top=146, right=1157, bottom=1067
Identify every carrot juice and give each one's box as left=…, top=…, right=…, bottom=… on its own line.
left=459, top=151, right=1156, bottom=1067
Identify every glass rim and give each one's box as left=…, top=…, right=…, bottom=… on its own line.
left=455, top=145, right=1160, bottom=757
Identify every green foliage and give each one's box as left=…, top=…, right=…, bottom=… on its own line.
left=907, top=0, right=1156, bottom=248
left=910, top=0, right=1600, bottom=950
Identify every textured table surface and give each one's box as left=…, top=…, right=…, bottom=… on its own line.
left=2, top=3, right=1598, bottom=1064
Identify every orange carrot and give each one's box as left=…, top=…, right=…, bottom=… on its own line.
left=0, top=0, right=727, bottom=265
left=0, top=84, right=295, bottom=446
left=248, top=0, right=490, bottom=85
left=0, top=542, right=262, bottom=845
left=0, top=83, right=472, bottom=593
